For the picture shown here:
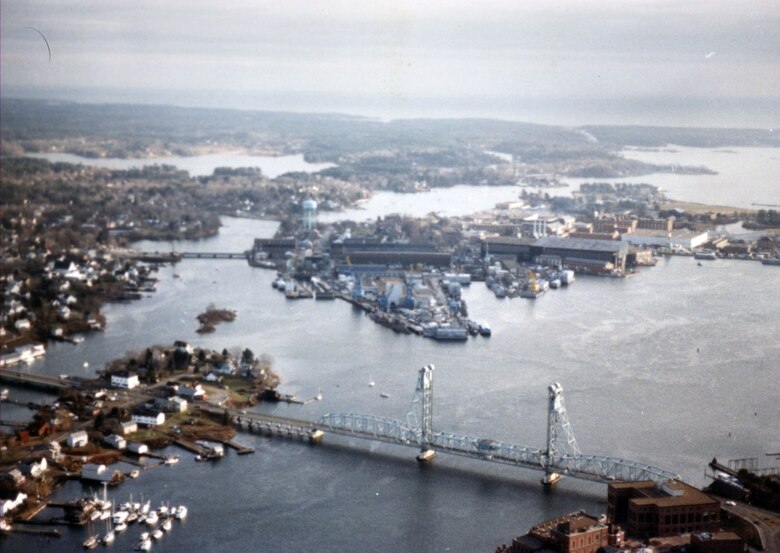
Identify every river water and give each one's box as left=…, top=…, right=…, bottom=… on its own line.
left=5, top=209, right=780, bottom=552
left=28, top=146, right=780, bottom=211
left=26, top=152, right=334, bottom=179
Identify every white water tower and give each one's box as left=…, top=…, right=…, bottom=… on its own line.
left=302, top=198, right=317, bottom=231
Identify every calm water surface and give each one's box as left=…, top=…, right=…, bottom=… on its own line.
left=26, top=152, right=334, bottom=179
left=7, top=215, right=780, bottom=552
left=561, top=146, right=780, bottom=209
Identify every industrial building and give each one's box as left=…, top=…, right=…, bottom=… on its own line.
left=482, top=236, right=628, bottom=273
left=253, top=238, right=297, bottom=259
left=331, top=239, right=451, bottom=269
left=533, top=236, right=628, bottom=272
left=621, top=229, right=709, bottom=250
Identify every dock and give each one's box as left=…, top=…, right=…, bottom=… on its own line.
left=224, top=439, right=255, bottom=455
left=4, top=524, right=62, bottom=537
left=172, top=438, right=210, bottom=455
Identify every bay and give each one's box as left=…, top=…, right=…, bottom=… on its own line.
left=26, top=152, right=334, bottom=179
left=561, top=146, right=780, bottom=210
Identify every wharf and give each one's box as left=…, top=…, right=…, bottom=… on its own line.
left=224, top=439, right=255, bottom=455
left=4, top=524, right=62, bottom=537
left=172, top=438, right=209, bottom=455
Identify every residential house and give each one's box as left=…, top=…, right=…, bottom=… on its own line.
left=20, top=457, right=48, bottom=479
left=178, top=384, right=205, bottom=400
left=204, top=372, right=222, bottom=383
left=120, top=421, right=138, bottom=435
left=0, top=468, right=25, bottom=487
left=103, top=434, right=127, bottom=450
left=14, top=318, right=31, bottom=331
left=111, top=372, right=140, bottom=389
left=126, top=443, right=149, bottom=455
left=0, top=491, right=27, bottom=517
left=166, top=397, right=188, bottom=413
left=131, top=409, right=165, bottom=427
left=66, top=430, right=89, bottom=448
left=216, top=361, right=236, bottom=375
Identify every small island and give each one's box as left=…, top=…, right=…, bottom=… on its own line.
left=196, top=306, right=237, bottom=334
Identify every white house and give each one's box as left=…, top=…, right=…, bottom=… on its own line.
left=178, top=384, right=205, bottom=400
left=131, top=410, right=165, bottom=427
left=215, top=362, right=236, bottom=375
left=126, top=443, right=149, bottom=455
left=0, top=492, right=27, bottom=516
left=167, top=397, right=188, bottom=413
left=21, top=457, right=48, bottom=479
left=111, top=372, right=140, bottom=389
left=120, top=421, right=138, bottom=435
left=66, top=430, right=89, bottom=448
left=103, top=434, right=127, bottom=450
left=14, top=319, right=31, bottom=331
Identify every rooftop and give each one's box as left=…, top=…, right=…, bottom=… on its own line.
left=612, top=480, right=719, bottom=508
left=535, top=236, right=628, bottom=253
left=530, top=511, right=605, bottom=539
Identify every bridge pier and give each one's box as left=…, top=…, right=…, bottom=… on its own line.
left=416, top=449, right=436, bottom=464
left=542, top=472, right=561, bottom=487
left=309, top=430, right=324, bottom=445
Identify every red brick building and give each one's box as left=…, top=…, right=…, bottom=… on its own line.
left=501, top=511, right=623, bottom=553
left=690, top=531, right=747, bottom=553
left=608, top=481, right=720, bottom=538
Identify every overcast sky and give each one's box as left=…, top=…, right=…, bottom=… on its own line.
left=2, top=1, right=778, bottom=124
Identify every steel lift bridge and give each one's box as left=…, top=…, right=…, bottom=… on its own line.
left=317, top=365, right=681, bottom=485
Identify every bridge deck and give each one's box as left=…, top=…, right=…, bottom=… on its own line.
left=0, top=369, right=69, bottom=391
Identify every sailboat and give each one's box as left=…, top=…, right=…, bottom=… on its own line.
left=83, top=517, right=99, bottom=549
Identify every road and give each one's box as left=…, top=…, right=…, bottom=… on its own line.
left=723, top=501, right=780, bottom=553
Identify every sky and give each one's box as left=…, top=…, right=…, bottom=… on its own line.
left=2, top=0, right=779, bottom=126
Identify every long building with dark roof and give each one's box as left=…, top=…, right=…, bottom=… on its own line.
left=482, top=236, right=628, bottom=272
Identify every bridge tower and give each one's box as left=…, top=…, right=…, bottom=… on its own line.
left=407, top=364, right=436, bottom=463
left=543, top=382, right=580, bottom=485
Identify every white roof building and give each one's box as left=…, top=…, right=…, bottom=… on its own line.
left=66, top=430, right=89, bottom=448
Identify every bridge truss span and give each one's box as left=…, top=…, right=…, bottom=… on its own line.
left=428, top=431, right=545, bottom=468
left=317, top=413, right=419, bottom=445
left=551, top=454, right=681, bottom=484
left=311, top=366, right=681, bottom=486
